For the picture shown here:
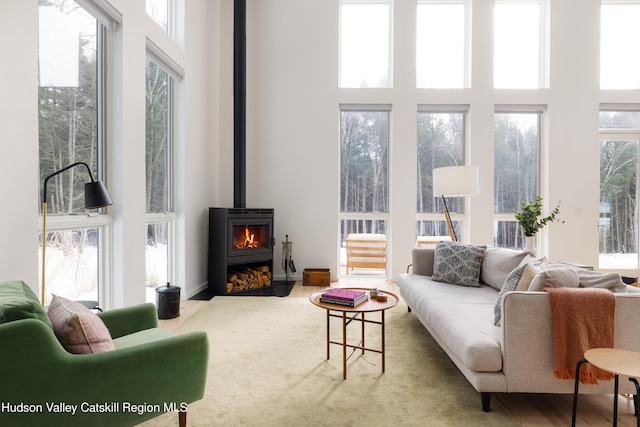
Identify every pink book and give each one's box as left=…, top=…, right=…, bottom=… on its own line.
left=321, top=288, right=366, bottom=302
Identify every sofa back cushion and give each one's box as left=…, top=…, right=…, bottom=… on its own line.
left=0, top=280, right=52, bottom=328
left=480, top=247, right=531, bottom=290
left=411, top=248, right=436, bottom=276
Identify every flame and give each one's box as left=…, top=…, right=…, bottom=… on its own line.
left=245, top=226, right=255, bottom=246
left=236, top=225, right=259, bottom=249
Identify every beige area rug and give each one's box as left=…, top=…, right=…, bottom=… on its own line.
left=141, top=296, right=517, bottom=426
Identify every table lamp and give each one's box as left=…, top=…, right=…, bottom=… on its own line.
left=41, top=162, right=113, bottom=305
left=432, top=165, right=479, bottom=242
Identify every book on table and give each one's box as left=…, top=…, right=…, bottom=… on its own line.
left=321, top=288, right=367, bottom=301
left=320, top=288, right=368, bottom=307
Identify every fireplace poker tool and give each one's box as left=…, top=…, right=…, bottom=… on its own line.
left=282, top=235, right=296, bottom=286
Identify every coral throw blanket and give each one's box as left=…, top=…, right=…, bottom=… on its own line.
left=544, top=287, right=616, bottom=384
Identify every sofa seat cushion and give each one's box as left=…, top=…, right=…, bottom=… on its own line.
left=400, top=274, right=502, bottom=372
left=112, top=327, right=176, bottom=349
left=0, top=280, right=52, bottom=328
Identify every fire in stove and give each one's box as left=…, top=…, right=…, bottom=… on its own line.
left=208, top=207, right=274, bottom=295
left=234, top=225, right=263, bottom=249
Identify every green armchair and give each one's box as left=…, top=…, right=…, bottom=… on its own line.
left=0, top=280, right=209, bottom=426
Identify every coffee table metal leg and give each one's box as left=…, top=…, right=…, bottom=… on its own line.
left=361, top=312, right=365, bottom=355
left=326, top=309, right=330, bottom=361
left=343, top=312, right=347, bottom=380
left=381, top=309, right=386, bottom=373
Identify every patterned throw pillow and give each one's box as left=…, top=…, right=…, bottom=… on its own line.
left=432, top=241, right=487, bottom=287
left=493, top=264, right=528, bottom=325
left=493, top=257, right=546, bottom=325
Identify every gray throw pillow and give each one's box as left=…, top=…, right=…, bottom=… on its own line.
left=480, top=247, right=531, bottom=290
left=528, top=267, right=580, bottom=292
left=574, top=269, right=627, bottom=293
left=493, top=264, right=527, bottom=325
left=432, top=241, right=487, bottom=287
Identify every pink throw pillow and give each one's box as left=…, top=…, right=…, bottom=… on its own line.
left=47, top=295, right=115, bottom=354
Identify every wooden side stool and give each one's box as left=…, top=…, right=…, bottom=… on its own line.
left=572, top=348, right=640, bottom=427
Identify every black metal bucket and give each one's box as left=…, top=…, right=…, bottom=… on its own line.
left=156, top=283, right=180, bottom=319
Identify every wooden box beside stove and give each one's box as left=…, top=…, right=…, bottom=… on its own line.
left=303, top=268, right=330, bottom=286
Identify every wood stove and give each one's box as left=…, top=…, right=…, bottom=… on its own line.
left=208, top=208, right=275, bottom=295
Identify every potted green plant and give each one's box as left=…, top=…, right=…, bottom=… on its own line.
left=515, top=196, right=564, bottom=252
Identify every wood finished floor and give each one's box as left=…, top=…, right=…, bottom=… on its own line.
left=159, top=276, right=638, bottom=426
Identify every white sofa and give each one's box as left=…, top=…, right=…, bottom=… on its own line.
left=397, top=246, right=640, bottom=412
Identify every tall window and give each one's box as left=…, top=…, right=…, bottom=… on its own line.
left=416, top=1, right=469, bottom=89
left=145, top=57, right=174, bottom=302
left=494, top=0, right=546, bottom=89
left=416, top=109, right=466, bottom=239
left=599, top=109, right=640, bottom=269
left=339, top=0, right=392, bottom=88
left=146, top=0, right=168, bottom=31
left=600, top=1, right=640, bottom=89
left=38, top=0, right=110, bottom=304
left=339, top=107, right=390, bottom=273
left=494, top=110, right=541, bottom=248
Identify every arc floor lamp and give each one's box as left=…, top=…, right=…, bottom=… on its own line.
left=41, top=161, right=113, bottom=306
left=432, top=165, right=479, bottom=242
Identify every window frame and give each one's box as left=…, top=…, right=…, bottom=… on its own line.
left=600, top=0, right=640, bottom=90
left=38, top=1, right=113, bottom=305
left=338, top=104, right=391, bottom=276
left=415, top=105, right=470, bottom=241
left=339, top=0, right=393, bottom=88
left=416, top=0, right=471, bottom=89
left=493, top=0, right=548, bottom=89
left=145, top=54, right=177, bottom=297
left=493, top=106, right=545, bottom=249
left=598, top=106, right=640, bottom=269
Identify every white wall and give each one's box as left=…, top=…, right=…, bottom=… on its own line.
left=0, top=1, right=40, bottom=289
left=241, top=0, right=637, bottom=281
left=98, top=0, right=221, bottom=305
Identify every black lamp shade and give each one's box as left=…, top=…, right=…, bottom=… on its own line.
left=84, top=181, right=113, bottom=209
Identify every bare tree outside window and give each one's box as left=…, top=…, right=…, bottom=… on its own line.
left=416, top=111, right=465, bottom=238
left=599, top=111, right=640, bottom=268
left=340, top=110, right=389, bottom=214
left=494, top=112, right=540, bottom=248
left=146, top=59, right=170, bottom=214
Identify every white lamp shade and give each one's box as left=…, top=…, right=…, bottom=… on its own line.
left=433, top=166, right=479, bottom=197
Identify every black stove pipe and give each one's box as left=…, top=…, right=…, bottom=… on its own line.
left=234, top=0, right=246, bottom=209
